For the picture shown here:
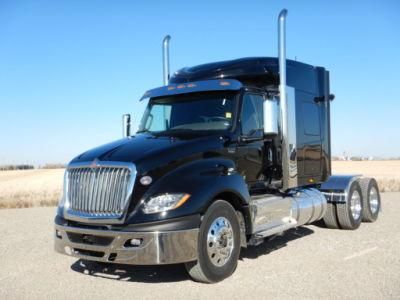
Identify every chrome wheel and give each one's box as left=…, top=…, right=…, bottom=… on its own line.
left=369, top=186, right=379, bottom=214
left=350, top=190, right=362, bottom=220
left=207, top=217, right=234, bottom=267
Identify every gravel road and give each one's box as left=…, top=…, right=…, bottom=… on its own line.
left=1, top=193, right=399, bottom=300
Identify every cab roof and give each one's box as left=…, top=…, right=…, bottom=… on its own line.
left=170, top=57, right=327, bottom=95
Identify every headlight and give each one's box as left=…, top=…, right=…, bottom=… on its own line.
left=142, top=193, right=190, bottom=214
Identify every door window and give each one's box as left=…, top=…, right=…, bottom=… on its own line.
left=241, top=93, right=264, bottom=135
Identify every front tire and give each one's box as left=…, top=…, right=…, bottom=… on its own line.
left=185, top=200, right=241, bottom=283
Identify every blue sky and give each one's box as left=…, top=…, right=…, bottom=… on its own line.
left=0, top=0, right=399, bottom=165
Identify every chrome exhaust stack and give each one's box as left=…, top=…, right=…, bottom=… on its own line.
left=162, top=35, right=171, bottom=86
left=278, top=9, right=298, bottom=190
left=278, top=9, right=287, bottom=96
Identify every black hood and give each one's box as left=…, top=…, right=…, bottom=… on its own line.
left=70, top=133, right=226, bottom=174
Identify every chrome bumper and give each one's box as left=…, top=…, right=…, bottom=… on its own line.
left=54, top=224, right=198, bottom=265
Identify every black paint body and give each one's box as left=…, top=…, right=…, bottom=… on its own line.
left=63, top=57, right=332, bottom=228
left=171, top=57, right=332, bottom=186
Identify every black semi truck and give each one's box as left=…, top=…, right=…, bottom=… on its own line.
left=55, top=9, right=381, bottom=283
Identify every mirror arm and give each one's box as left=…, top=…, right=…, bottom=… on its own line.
left=240, top=136, right=264, bottom=143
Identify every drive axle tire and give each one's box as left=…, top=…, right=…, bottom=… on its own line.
left=185, top=200, right=241, bottom=283
left=323, top=203, right=340, bottom=229
left=359, top=178, right=381, bottom=222
left=336, top=181, right=363, bottom=230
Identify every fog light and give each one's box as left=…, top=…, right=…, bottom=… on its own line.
left=55, top=230, right=62, bottom=239
left=125, top=238, right=143, bottom=248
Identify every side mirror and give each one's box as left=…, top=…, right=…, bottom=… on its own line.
left=122, top=114, right=131, bottom=138
left=263, top=97, right=279, bottom=136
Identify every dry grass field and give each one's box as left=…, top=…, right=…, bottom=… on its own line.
left=332, top=160, right=400, bottom=192
left=0, top=169, right=64, bottom=209
left=0, top=161, right=399, bottom=209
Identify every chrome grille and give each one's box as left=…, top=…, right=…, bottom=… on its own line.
left=65, top=161, right=136, bottom=222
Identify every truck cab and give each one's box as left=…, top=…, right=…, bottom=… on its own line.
left=54, top=10, right=381, bottom=283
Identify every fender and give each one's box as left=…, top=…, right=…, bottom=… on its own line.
left=124, top=157, right=250, bottom=224
left=319, top=174, right=361, bottom=203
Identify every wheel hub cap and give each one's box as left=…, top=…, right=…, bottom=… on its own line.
left=369, top=187, right=379, bottom=214
left=207, top=217, right=234, bottom=267
left=350, top=190, right=362, bottom=220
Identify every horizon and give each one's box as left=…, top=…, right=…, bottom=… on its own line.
left=0, top=1, right=399, bottom=165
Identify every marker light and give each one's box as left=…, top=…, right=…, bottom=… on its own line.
left=140, top=176, right=153, bottom=186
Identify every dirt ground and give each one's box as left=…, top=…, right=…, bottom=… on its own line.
left=0, top=192, right=399, bottom=299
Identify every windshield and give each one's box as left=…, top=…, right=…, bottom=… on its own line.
left=138, top=93, right=236, bottom=134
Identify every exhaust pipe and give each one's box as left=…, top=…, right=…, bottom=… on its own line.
left=162, top=35, right=171, bottom=86
left=278, top=9, right=287, bottom=93
left=278, top=9, right=297, bottom=191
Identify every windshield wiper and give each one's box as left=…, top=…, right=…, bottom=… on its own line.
left=136, top=129, right=150, bottom=133
left=154, top=128, right=196, bottom=137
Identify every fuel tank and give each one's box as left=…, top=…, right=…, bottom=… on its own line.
left=250, top=188, right=327, bottom=236
left=290, top=188, right=327, bottom=225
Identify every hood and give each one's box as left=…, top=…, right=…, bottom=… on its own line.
left=70, top=133, right=226, bottom=174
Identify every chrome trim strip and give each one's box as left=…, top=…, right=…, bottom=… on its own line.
left=54, top=224, right=198, bottom=265
left=319, top=174, right=362, bottom=203
left=281, top=86, right=298, bottom=189
left=63, top=161, right=137, bottom=224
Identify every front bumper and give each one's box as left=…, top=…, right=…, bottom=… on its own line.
left=54, top=223, right=199, bottom=265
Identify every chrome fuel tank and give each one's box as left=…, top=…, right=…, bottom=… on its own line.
left=290, top=188, right=327, bottom=226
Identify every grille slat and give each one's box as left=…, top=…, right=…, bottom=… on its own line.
left=88, top=171, right=95, bottom=213
left=99, top=168, right=107, bottom=213
left=78, top=170, right=84, bottom=211
left=82, top=170, right=88, bottom=212
left=83, top=171, right=87, bottom=211
left=66, top=164, right=134, bottom=218
left=93, top=169, right=102, bottom=213
left=115, top=170, right=123, bottom=212
left=107, top=169, right=114, bottom=213
left=110, top=170, right=118, bottom=212
left=115, top=170, right=122, bottom=211
left=110, top=169, right=117, bottom=213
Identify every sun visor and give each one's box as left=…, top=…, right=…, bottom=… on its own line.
left=140, top=79, right=242, bottom=101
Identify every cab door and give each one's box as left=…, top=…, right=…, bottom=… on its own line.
left=237, top=93, right=265, bottom=184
